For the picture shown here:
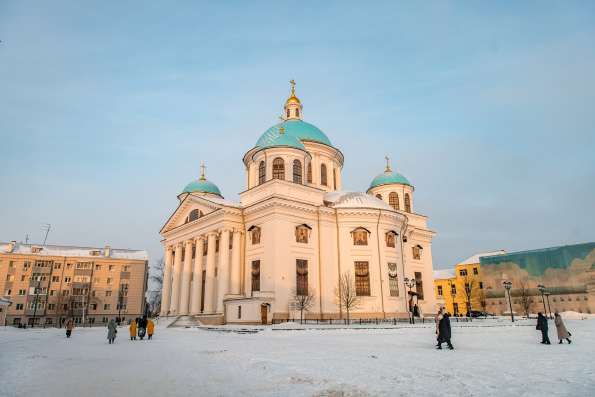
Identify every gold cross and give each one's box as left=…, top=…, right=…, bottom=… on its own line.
left=200, top=161, right=206, bottom=180
left=290, top=79, right=296, bottom=95
left=385, top=155, right=391, bottom=172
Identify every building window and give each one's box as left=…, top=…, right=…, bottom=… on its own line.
left=104, top=304, right=111, bottom=310
left=479, top=282, right=483, bottom=289
left=272, top=157, right=285, bottom=180
left=295, top=225, right=310, bottom=244
left=465, top=283, right=471, bottom=294
left=296, top=259, right=308, bottom=295
left=355, top=261, right=371, bottom=296
left=258, top=161, right=266, bottom=184
left=286, top=109, right=290, bottom=118
left=16, top=303, right=24, bottom=310
left=412, top=245, right=422, bottom=260
left=388, top=263, right=399, bottom=297
left=250, top=226, right=261, bottom=245
left=414, top=271, right=424, bottom=300
left=437, top=285, right=443, bottom=296
left=404, top=193, right=411, bottom=213
left=320, top=164, right=327, bottom=186
left=352, top=228, right=369, bottom=246
left=54, top=263, right=61, bottom=269
left=459, top=269, right=467, bottom=276
left=473, top=267, right=478, bottom=275
left=375, top=193, right=382, bottom=200
left=106, top=291, right=112, bottom=297
left=293, top=159, right=302, bottom=184
left=295, top=108, right=299, bottom=118
left=333, top=168, right=337, bottom=190
left=237, top=306, right=242, bottom=319
left=385, top=231, right=397, bottom=248
left=48, top=303, right=56, bottom=310
left=18, top=289, right=26, bottom=296
left=188, top=209, right=201, bottom=222
left=215, top=237, right=220, bottom=253
left=251, top=260, right=260, bottom=292
left=307, top=162, right=312, bottom=183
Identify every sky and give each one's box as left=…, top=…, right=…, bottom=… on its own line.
left=1, top=1, right=594, bottom=268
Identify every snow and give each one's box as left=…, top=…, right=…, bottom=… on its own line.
left=433, top=268, right=455, bottom=279
left=559, top=311, right=595, bottom=320
left=1, top=318, right=594, bottom=397
left=0, top=242, right=148, bottom=260
left=458, top=250, right=506, bottom=265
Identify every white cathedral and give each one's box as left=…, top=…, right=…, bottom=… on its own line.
left=160, top=82, right=437, bottom=324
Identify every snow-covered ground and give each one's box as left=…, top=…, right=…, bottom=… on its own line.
left=1, top=319, right=593, bottom=397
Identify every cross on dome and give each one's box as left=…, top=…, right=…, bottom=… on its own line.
left=200, top=161, right=207, bottom=181
left=385, top=155, right=392, bottom=173
left=284, top=79, right=303, bottom=120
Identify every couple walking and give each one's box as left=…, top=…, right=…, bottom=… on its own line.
left=536, top=312, right=572, bottom=345
left=435, top=307, right=453, bottom=350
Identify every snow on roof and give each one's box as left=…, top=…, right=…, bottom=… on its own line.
left=199, top=195, right=241, bottom=208
left=459, top=250, right=506, bottom=265
left=433, top=268, right=455, bottom=279
left=0, top=242, right=148, bottom=261
left=0, top=296, right=11, bottom=305
left=323, top=191, right=394, bottom=211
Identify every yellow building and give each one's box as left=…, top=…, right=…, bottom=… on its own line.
left=433, top=251, right=505, bottom=316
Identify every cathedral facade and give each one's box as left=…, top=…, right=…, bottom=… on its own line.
left=160, top=82, right=437, bottom=324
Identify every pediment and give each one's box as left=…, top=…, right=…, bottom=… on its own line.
left=160, top=195, right=224, bottom=234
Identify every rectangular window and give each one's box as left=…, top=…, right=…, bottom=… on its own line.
left=16, top=303, right=24, bottom=310
left=104, top=304, right=111, bottom=310
left=107, top=278, right=112, bottom=284
left=459, top=269, right=467, bottom=276
left=64, top=277, right=71, bottom=283
left=48, top=304, right=56, bottom=310
left=437, top=285, right=443, bottom=296
left=109, top=265, right=114, bottom=271
left=451, top=284, right=457, bottom=295
left=465, top=282, right=471, bottom=294
left=414, top=271, right=424, bottom=300
left=473, top=267, right=478, bottom=275
left=106, top=291, right=112, bottom=297
left=18, top=289, right=26, bottom=296
left=296, top=259, right=308, bottom=295
left=412, top=246, right=422, bottom=260
left=237, top=306, right=241, bottom=319
left=388, top=263, right=399, bottom=297
left=251, top=260, right=260, bottom=292
left=353, top=230, right=368, bottom=246
left=53, top=263, right=61, bottom=269
left=52, top=276, right=60, bottom=282
left=386, top=232, right=396, bottom=248
left=354, top=261, right=371, bottom=296
left=21, top=275, right=26, bottom=281
left=62, top=290, right=69, bottom=296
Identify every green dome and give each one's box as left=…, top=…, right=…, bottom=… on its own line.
left=256, top=119, right=333, bottom=148
left=368, top=170, right=412, bottom=191
left=182, top=178, right=222, bottom=196
left=258, top=132, right=306, bottom=151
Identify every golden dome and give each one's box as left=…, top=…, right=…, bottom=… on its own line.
left=285, top=79, right=302, bottom=105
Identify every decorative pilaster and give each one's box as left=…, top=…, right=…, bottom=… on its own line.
left=230, top=230, right=242, bottom=295
left=216, top=229, right=231, bottom=312
left=190, top=237, right=204, bottom=314
left=169, top=242, right=183, bottom=315
left=160, top=246, right=173, bottom=316
left=178, top=239, right=194, bottom=315
left=203, top=232, right=217, bottom=313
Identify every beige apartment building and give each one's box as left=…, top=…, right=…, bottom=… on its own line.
left=0, top=241, right=148, bottom=327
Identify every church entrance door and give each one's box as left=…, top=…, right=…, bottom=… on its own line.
left=260, top=304, right=267, bottom=325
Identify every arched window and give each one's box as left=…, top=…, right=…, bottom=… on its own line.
left=295, top=108, right=300, bottom=118
left=307, top=163, right=312, bottom=183
left=404, top=193, right=411, bottom=213
left=333, top=169, right=337, bottom=189
left=320, top=164, right=327, bottom=186
left=286, top=109, right=290, bottom=118
left=187, top=209, right=201, bottom=223
left=296, top=259, right=308, bottom=295
left=389, top=192, right=399, bottom=211
left=258, top=161, right=266, bottom=185
left=272, top=157, right=285, bottom=180
left=352, top=227, right=369, bottom=246
left=375, top=193, right=382, bottom=200
left=293, top=159, right=302, bottom=184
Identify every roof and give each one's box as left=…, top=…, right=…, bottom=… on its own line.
left=0, top=242, right=149, bottom=261
left=0, top=297, right=11, bottom=305
left=459, top=250, right=507, bottom=265
left=323, top=191, right=394, bottom=211
left=368, top=170, right=413, bottom=191
left=433, top=269, right=455, bottom=280
left=197, top=195, right=241, bottom=208
left=257, top=132, right=306, bottom=151
left=182, top=179, right=223, bottom=197
left=256, top=119, right=333, bottom=148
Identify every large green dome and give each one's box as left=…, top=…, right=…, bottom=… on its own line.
left=368, top=170, right=413, bottom=191
left=256, top=119, right=333, bottom=148
left=258, top=131, right=306, bottom=151
left=182, top=179, right=222, bottom=197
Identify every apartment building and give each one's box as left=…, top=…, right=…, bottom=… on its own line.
left=0, top=241, right=148, bottom=327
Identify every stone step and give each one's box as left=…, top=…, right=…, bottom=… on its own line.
left=168, top=314, right=224, bottom=328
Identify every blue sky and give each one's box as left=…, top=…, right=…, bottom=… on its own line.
left=1, top=1, right=594, bottom=268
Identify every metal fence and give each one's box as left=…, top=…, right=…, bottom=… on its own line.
left=272, top=316, right=475, bottom=325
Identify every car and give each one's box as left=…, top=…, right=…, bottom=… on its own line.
left=469, top=310, right=490, bottom=318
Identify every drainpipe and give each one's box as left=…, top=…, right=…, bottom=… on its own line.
left=317, top=206, right=323, bottom=319
left=399, top=215, right=409, bottom=314
left=376, top=210, right=386, bottom=318
left=334, top=208, right=343, bottom=319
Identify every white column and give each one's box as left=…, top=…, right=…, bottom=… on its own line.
left=217, top=229, right=231, bottom=312
left=178, top=239, right=193, bottom=315
left=190, top=237, right=204, bottom=314
left=169, top=242, right=183, bottom=315
left=230, top=231, right=242, bottom=295
left=160, top=246, right=173, bottom=316
left=204, top=232, right=217, bottom=313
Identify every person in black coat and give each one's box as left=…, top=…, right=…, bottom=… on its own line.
left=437, top=312, right=454, bottom=350
left=536, top=312, right=551, bottom=344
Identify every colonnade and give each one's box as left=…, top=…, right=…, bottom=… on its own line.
left=160, top=229, right=242, bottom=316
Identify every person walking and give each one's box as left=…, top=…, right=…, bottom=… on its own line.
left=434, top=308, right=444, bottom=347
left=554, top=312, right=572, bottom=344
left=147, top=318, right=154, bottom=340
left=437, top=312, right=454, bottom=350
left=107, top=318, right=118, bottom=344
left=129, top=319, right=137, bottom=341
left=65, top=318, right=74, bottom=338
left=536, top=312, right=551, bottom=344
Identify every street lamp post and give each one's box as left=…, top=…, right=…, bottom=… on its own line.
left=502, top=280, right=514, bottom=322
left=544, top=291, right=552, bottom=319
left=537, top=284, right=547, bottom=315
left=404, top=277, right=416, bottom=324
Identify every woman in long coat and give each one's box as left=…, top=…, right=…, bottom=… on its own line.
left=107, top=319, right=117, bottom=344
left=65, top=318, right=74, bottom=338
left=129, top=319, right=137, bottom=341
left=554, top=312, right=571, bottom=344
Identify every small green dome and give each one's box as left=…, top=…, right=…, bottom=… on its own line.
left=256, top=119, right=333, bottom=148
left=182, top=178, right=222, bottom=197
left=368, top=170, right=412, bottom=191
left=258, top=131, right=306, bottom=151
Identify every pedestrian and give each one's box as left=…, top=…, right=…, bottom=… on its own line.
left=138, top=316, right=147, bottom=340
left=437, top=311, right=454, bottom=350
left=536, top=312, right=551, bottom=344
left=554, top=312, right=572, bottom=344
left=147, top=318, right=154, bottom=340
left=129, top=318, right=137, bottom=341
left=107, top=318, right=117, bottom=344
left=65, top=318, right=74, bottom=338
left=434, top=307, right=444, bottom=347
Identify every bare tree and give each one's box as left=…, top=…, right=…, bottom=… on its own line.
left=462, top=274, right=476, bottom=316
left=291, top=288, right=316, bottom=324
left=478, top=289, right=487, bottom=316
left=335, top=272, right=360, bottom=324
left=146, top=258, right=164, bottom=315
left=518, top=280, right=532, bottom=318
